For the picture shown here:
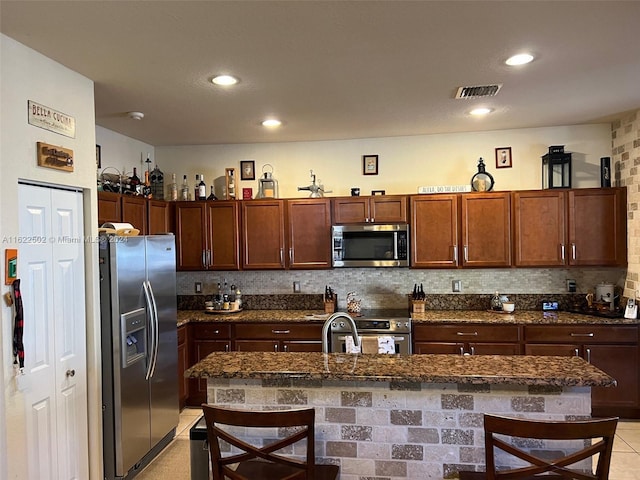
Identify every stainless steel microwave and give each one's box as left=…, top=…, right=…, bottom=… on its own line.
left=332, top=224, right=409, bottom=267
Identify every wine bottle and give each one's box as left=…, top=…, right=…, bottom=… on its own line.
left=143, top=170, right=152, bottom=198
left=207, top=185, right=217, bottom=201
left=181, top=174, right=189, bottom=201
left=198, top=175, right=207, bottom=200
left=194, top=174, right=200, bottom=201
left=129, top=167, right=141, bottom=194
left=170, top=173, right=178, bottom=201
left=228, top=170, right=236, bottom=199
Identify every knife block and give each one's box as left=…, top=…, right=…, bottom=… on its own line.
left=324, top=294, right=337, bottom=314
left=408, top=294, right=426, bottom=313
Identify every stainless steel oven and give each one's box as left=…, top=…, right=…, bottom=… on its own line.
left=329, top=312, right=411, bottom=354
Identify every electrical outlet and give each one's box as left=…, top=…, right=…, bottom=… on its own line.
left=452, top=280, right=462, bottom=292
left=195, top=282, right=202, bottom=294
left=566, top=279, right=576, bottom=292
left=293, top=281, right=301, bottom=293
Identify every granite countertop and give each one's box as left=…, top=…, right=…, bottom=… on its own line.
left=185, top=351, right=615, bottom=387
left=177, top=309, right=639, bottom=328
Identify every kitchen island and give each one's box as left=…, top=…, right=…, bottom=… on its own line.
left=186, top=351, right=614, bottom=479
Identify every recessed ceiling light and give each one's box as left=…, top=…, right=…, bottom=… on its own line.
left=261, top=118, right=282, bottom=128
left=211, top=75, right=239, bottom=86
left=506, top=53, right=534, bottom=66
left=469, top=107, right=492, bottom=116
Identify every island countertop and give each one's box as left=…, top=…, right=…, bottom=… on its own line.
left=177, top=309, right=638, bottom=327
left=185, top=351, right=615, bottom=387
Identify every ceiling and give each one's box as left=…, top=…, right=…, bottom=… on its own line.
left=2, top=1, right=639, bottom=147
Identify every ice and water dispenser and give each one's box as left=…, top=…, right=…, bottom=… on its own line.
left=120, top=308, right=146, bottom=367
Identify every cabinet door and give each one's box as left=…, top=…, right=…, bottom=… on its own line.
left=187, top=340, right=230, bottom=406
left=206, top=201, right=240, bottom=270
left=241, top=200, right=286, bottom=269
left=414, top=342, right=464, bottom=354
left=332, top=197, right=370, bottom=223
left=121, top=195, right=148, bottom=234
left=512, top=190, right=567, bottom=266
left=461, top=192, right=511, bottom=267
left=469, top=343, right=522, bottom=355
left=568, top=188, right=627, bottom=266
left=588, top=344, right=639, bottom=410
left=175, top=202, right=207, bottom=270
left=235, top=340, right=279, bottom=352
left=177, top=326, right=188, bottom=409
left=97, top=191, right=121, bottom=226
left=286, top=199, right=332, bottom=269
left=148, top=199, right=172, bottom=234
left=370, top=196, right=408, bottom=223
left=410, top=195, right=459, bottom=268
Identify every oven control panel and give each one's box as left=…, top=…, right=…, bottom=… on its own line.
left=331, top=318, right=411, bottom=333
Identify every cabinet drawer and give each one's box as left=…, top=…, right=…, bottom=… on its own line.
left=414, top=324, right=521, bottom=342
left=177, top=325, right=186, bottom=345
left=192, top=323, right=232, bottom=339
left=235, top=323, right=322, bottom=340
left=525, top=325, right=638, bottom=344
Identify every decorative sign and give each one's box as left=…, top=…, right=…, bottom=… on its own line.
left=37, top=142, right=74, bottom=172
left=5, top=249, right=17, bottom=285
left=28, top=100, right=76, bottom=138
left=418, top=184, right=472, bottom=194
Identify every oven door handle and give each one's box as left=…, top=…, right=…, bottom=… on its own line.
left=336, top=335, right=407, bottom=341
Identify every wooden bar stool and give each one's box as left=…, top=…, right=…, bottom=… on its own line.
left=459, top=414, right=618, bottom=480
left=201, top=404, right=340, bottom=480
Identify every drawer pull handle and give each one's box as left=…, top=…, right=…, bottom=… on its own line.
left=570, top=333, right=594, bottom=337
left=456, top=332, right=478, bottom=336
left=272, top=329, right=291, bottom=335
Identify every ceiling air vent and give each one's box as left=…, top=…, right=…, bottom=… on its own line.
left=455, top=84, right=503, bottom=99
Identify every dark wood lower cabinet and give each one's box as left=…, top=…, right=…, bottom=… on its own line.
left=180, top=320, right=639, bottom=417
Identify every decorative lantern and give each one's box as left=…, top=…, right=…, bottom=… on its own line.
left=256, top=164, right=279, bottom=199
left=542, top=146, right=571, bottom=189
left=149, top=165, right=164, bottom=200
left=470, top=157, right=494, bottom=192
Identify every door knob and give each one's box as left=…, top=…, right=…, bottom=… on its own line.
left=66, top=369, right=76, bottom=378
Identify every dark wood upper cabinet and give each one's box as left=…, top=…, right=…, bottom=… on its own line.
left=97, top=191, right=122, bottom=227
left=174, top=201, right=240, bottom=271
left=241, top=200, right=286, bottom=269
left=460, top=192, right=511, bottom=267
left=410, top=194, right=459, bottom=268
left=332, top=195, right=407, bottom=224
left=120, top=195, right=148, bottom=235
left=512, top=190, right=567, bottom=267
left=568, top=187, right=627, bottom=266
left=148, top=199, right=173, bottom=234
left=286, top=198, right=332, bottom=269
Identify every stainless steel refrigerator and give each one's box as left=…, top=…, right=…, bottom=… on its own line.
left=99, top=234, right=179, bottom=479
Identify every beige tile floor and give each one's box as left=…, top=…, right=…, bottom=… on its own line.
left=136, top=408, right=640, bottom=479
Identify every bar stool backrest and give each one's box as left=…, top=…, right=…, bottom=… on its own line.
left=460, top=414, right=618, bottom=480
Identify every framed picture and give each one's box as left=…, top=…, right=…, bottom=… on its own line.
left=495, top=147, right=512, bottom=168
left=363, top=154, right=378, bottom=175
left=240, top=160, right=255, bottom=180
left=96, top=145, right=101, bottom=169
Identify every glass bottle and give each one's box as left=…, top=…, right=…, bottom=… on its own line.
left=143, top=170, right=152, bottom=198
left=207, top=185, right=217, bottom=201
left=181, top=174, right=189, bottom=201
left=129, top=167, right=141, bottom=194
left=198, top=175, right=207, bottom=200
left=490, top=291, right=502, bottom=311
left=170, top=173, right=178, bottom=201
left=194, top=174, right=200, bottom=201
left=228, top=170, right=236, bottom=199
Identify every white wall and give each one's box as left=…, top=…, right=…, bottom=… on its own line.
left=96, top=125, right=155, bottom=180
left=0, top=34, right=101, bottom=480
left=145, top=124, right=609, bottom=198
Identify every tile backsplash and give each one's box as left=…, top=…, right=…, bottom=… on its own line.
left=177, top=267, right=625, bottom=310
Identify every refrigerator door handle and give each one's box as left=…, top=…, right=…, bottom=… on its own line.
left=143, top=281, right=159, bottom=379
left=147, top=280, right=160, bottom=378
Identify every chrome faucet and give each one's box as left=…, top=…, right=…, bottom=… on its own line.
left=322, top=312, right=360, bottom=353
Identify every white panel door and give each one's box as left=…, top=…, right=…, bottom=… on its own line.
left=18, top=184, right=88, bottom=480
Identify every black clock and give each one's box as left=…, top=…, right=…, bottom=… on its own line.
left=470, top=157, right=494, bottom=192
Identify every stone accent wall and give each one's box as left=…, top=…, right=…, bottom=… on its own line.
left=613, top=109, right=640, bottom=299
left=207, top=378, right=591, bottom=479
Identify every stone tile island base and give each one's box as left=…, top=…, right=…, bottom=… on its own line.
left=207, top=378, right=591, bottom=480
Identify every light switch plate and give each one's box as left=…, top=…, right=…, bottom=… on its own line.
left=195, top=282, right=202, bottom=294
left=293, top=281, right=301, bottom=293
